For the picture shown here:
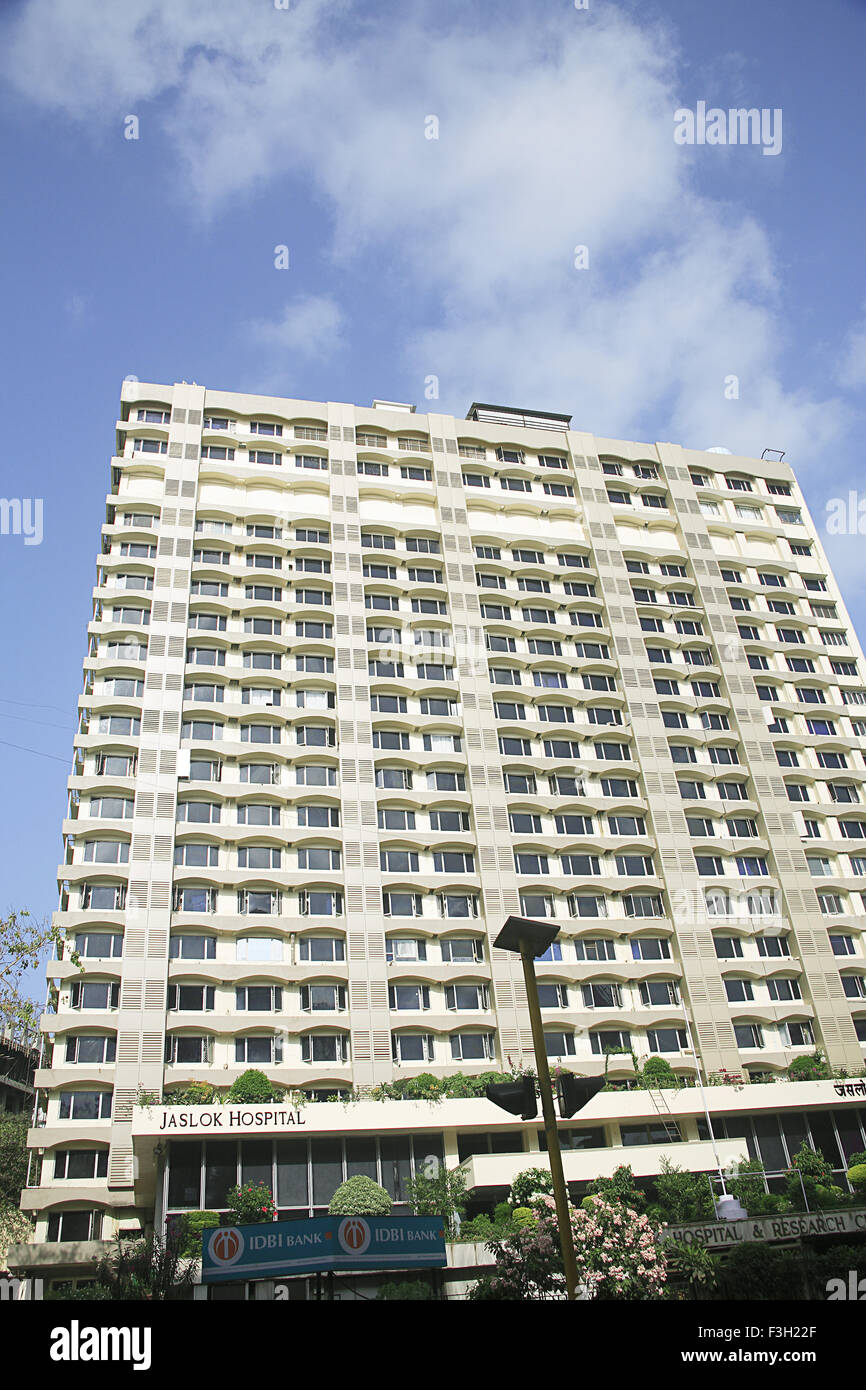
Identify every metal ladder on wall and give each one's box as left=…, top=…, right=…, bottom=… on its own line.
left=646, top=1087, right=682, bottom=1144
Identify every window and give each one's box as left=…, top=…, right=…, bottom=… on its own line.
left=165, top=1035, right=213, bottom=1064
left=572, top=895, right=606, bottom=917
left=734, top=1024, right=764, bottom=1050
left=59, top=1091, right=112, bottom=1120
left=380, top=849, right=420, bottom=874
left=766, top=978, right=802, bottom=1002
left=756, top=936, right=790, bottom=958
left=590, top=1030, right=631, bottom=1056
left=54, top=1149, right=109, bottom=1180
left=623, top=893, right=663, bottom=917
left=582, top=983, right=622, bottom=1009
left=630, top=937, right=671, bottom=960
left=298, top=847, right=341, bottom=871
left=640, top=981, right=680, bottom=1006
left=537, top=984, right=569, bottom=1008
left=439, top=894, right=478, bottom=918
left=300, top=985, right=346, bottom=1012
left=382, top=891, right=424, bottom=919
left=299, top=891, right=342, bottom=917
left=392, top=1033, right=434, bottom=1064
left=64, top=1035, right=116, bottom=1064
left=433, top=850, right=475, bottom=873
left=298, top=936, right=345, bottom=962
left=647, top=1028, right=688, bottom=1053
left=450, top=1033, right=495, bottom=1061
left=47, top=1210, right=103, bottom=1242
left=575, top=937, right=616, bottom=959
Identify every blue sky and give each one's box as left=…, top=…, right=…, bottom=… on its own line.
left=1, top=0, right=865, bottom=986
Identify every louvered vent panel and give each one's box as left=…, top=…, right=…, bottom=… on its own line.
left=121, top=981, right=142, bottom=1010
left=113, top=1089, right=137, bottom=1121
left=156, top=793, right=175, bottom=819
left=144, top=981, right=165, bottom=1010
left=147, top=930, right=168, bottom=957
left=142, top=710, right=160, bottom=733
left=128, top=882, right=148, bottom=910
left=135, top=793, right=154, bottom=817
left=116, top=1033, right=140, bottom=1062
left=141, top=1031, right=164, bottom=1062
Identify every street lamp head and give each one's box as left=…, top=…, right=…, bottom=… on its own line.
left=494, top=915, right=561, bottom=958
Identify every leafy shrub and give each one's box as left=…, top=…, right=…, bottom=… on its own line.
left=787, top=1052, right=832, bottom=1082
left=328, top=1175, right=392, bottom=1216
left=457, top=1214, right=495, bottom=1242
left=227, top=1181, right=276, bottom=1225
left=163, top=1081, right=220, bottom=1106
left=638, top=1057, right=682, bottom=1090
left=665, top=1240, right=719, bottom=1299
left=846, top=1151, right=866, bottom=1169
left=511, top=1207, right=536, bottom=1229
left=177, top=1210, right=220, bottom=1256
left=45, top=1283, right=113, bottom=1301
left=785, top=1141, right=837, bottom=1209
left=377, top=1279, right=436, bottom=1300
left=585, top=1164, right=646, bottom=1212
left=715, top=1242, right=801, bottom=1301
left=226, top=1069, right=283, bottom=1104
left=653, top=1159, right=714, bottom=1224
left=509, top=1167, right=554, bottom=1210
left=846, top=1163, right=866, bottom=1194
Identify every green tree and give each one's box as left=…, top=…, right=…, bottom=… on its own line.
left=93, top=1229, right=197, bottom=1301
left=406, top=1164, right=467, bottom=1239
left=1, top=908, right=77, bottom=1038
left=585, top=1163, right=646, bottom=1212
left=0, top=1110, right=30, bottom=1209
left=328, top=1175, right=392, bottom=1216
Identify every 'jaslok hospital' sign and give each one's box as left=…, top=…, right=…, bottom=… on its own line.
left=661, top=1207, right=866, bottom=1249
left=157, top=1107, right=306, bottom=1130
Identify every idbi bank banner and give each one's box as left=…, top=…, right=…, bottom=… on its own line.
left=201, top=1215, right=447, bottom=1282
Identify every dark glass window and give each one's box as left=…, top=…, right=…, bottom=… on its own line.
left=205, top=1140, right=238, bottom=1209
left=311, top=1138, right=343, bottom=1208
left=168, top=1140, right=202, bottom=1208
left=276, top=1139, right=309, bottom=1209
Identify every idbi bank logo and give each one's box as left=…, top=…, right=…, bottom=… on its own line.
left=338, top=1218, right=371, bottom=1255
left=208, top=1227, right=245, bottom=1266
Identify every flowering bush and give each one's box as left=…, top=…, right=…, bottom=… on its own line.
left=469, top=1193, right=668, bottom=1301
left=226, top=1181, right=276, bottom=1225
left=564, top=1195, right=667, bottom=1300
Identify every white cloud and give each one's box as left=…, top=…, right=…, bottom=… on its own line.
left=839, top=304, right=866, bottom=389
left=2, top=0, right=862, bottom=476
left=245, top=294, right=345, bottom=361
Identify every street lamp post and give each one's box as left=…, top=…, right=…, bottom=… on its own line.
left=493, top=916, right=580, bottom=1301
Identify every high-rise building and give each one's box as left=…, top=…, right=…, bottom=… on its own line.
left=15, top=383, right=866, bottom=1294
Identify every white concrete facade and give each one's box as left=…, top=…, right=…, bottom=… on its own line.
left=17, top=384, right=866, bottom=1278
